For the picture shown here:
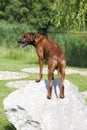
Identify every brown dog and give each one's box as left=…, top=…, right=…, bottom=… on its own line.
left=18, top=32, right=66, bottom=99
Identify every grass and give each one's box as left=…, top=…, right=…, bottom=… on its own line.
left=0, top=81, right=16, bottom=130
left=0, top=58, right=38, bottom=71
left=66, top=74, right=87, bottom=92
left=0, top=47, right=87, bottom=130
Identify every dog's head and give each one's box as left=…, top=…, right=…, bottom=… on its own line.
left=18, top=32, right=36, bottom=47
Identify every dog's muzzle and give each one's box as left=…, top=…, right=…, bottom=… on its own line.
left=18, top=40, right=29, bottom=48
left=18, top=39, right=22, bottom=43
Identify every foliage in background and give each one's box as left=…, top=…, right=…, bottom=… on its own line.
left=52, top=0, right=87, bottom=30
left=0, top=0, right=87, bottom=34
left=53, top=33, right=87, bottom=67
left=0, top=22, right=87, bottom=67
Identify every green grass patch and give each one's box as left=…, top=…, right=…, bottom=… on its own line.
left=0, top=80, right=16, bottom=130
left=0, top=46, right=39, bottom=71
left=0, top=58, right=38, bottom=71
left=66, top=74, right=87, bottom=92
left=85, top=98, right=87, bottom=102
left=0, top=46, right=38, bottom=61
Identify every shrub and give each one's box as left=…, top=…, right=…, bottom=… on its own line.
left=48, top=32, right=87, bottom=67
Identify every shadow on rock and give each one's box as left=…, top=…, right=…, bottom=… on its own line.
left=44, top=79, right=62, bottom=98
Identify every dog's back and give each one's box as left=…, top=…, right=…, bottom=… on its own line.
left=37, top=35, right=65, bottom=66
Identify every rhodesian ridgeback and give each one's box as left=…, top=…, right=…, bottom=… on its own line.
left=18, top=32, right=66, bottom=99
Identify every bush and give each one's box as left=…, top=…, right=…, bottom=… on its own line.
left=0, top=22, right=35, bottom=47
left=48, top=32, right=87, bottom=67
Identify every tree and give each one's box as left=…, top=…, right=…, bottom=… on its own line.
left=0, top=0, right=9, bottom=19
left=26, top=0, right=54, bottom=35
left=0, top=0, right=87, bottom=32
left=51, top=0, right=87, bottom=30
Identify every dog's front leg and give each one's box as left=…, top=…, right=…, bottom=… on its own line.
left=47, top=68, right=52, bottom=99
left=36, top=58, right=43, bottom=82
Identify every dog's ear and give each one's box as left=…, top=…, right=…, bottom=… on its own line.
left=30, top=33, right=36, bottom=42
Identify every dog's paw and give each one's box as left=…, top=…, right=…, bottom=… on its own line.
left=35, top=77, right=41, bottom=82
left=47, top=94, right=52, bottom=99
left=60, top=94, right=65, bottom=99
left=35, top=79, right=41, bottom=82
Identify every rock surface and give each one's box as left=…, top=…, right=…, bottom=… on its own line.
left=6, top=80, right=31, bottom=89
left=3, top=79, right=87, bottom=130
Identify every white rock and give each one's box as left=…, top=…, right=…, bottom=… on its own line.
left=0, top=71, right=28, bottom=80
left=3, top=79, right=87, bottom=130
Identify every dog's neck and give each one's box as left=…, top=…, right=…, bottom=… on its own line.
left=34, top=34, right=46, bottom=47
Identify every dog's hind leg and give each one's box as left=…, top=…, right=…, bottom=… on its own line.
left=47, top=60, right=57, bottom=99
left=59, top=63, right=66, bottom=98
left=57, top=67, right=61, bottom=87
left=47, top=68, right=53, bottom=99
left=58, top=67, right=61, bottom=80
left=52, top=72, right=54, bottom=80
